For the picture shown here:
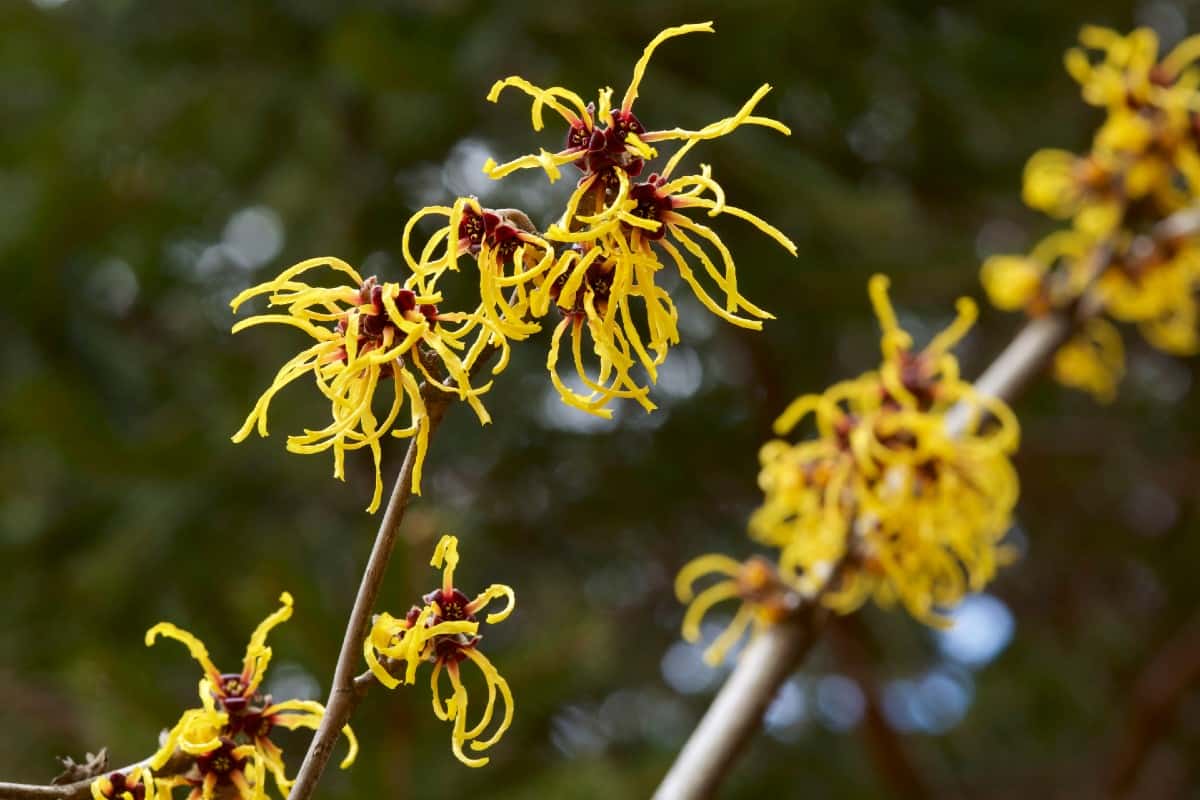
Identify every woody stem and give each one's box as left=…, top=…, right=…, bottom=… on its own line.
left=287, top=393, right=452, bottom=800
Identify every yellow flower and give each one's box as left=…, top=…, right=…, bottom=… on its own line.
left=1100, top=244, right=1200, bottom=356
left=674, top=554, right=798, bottom=665
left=145, top=592, right=357, bottom=798
left=1064, top=25, right=1200, bottom=112
left=91, top=768, right=158, bottom=800
left=1052, top=317, right=1126, bottom=403
left=473, top=22, right=794, bottom=418
left=365, top=535, right=515, bottom=767
left=548, top=161, right=796, bottom=330
left=980, top=229, right=1096, bottom=314
left=1021, top=149, right=1123, bottom=236
left=483, top=22, right=788, bottom=183
left=750, top=276, right=1020, bottom=625
left=403, top=196, right=557, bottom=346
left=230, top=257, right=496, bottom=512
left=530, top=236, right=669, bottom=417
left=153, top=739, right=265, bottom=800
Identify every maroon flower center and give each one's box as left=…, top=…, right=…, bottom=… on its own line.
left=565, top=105, right=649, bottom=177
left=196, top=741, right=246, bottom=782
left=423, top=588, right=474, bottom=622
left=548, top=257, right=616, bottom=318
left=102, top=773, right=145, bottom=800
left=628, top=177, right=672, bottom=240
left=459, top=207, right=526, bottom=265
left=331, top=278, right=438, bottom=374
left=402, top=587, right=481, bottom=665
left=233, top=710, right=275, bottom=739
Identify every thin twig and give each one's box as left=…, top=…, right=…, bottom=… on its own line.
left=0, top=754, right=189, bottom=800
left=1107, top=609, right=1200, bottom=795
left=829, top=617, right=931, bottom=800
left=287, top=392, right=452, bottom=800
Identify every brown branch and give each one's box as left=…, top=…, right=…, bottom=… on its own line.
left=288, top=296, right=513, bottom=800
left=652, top=601, right=828, bottom=800
left=1107, top=609, right=1200, bottom=796
left=829, top=617, right=930, bottom=800
left=0, top=754, right=190, bottom=800
left=286, top=392, right=452, bottom=800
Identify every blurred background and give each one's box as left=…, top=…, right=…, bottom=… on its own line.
left=3, top=1, right=1200, bottom=797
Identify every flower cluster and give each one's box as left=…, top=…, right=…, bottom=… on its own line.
left=980, top=26, right=1200, bottom=401
left=231, top=258, right=497, bottom=512
left=364, top=535, right=514, bottom=767
left=677, top=276, right=1020, bottom=652
left=475, top=21, right=796, bottom=415
left=233, top=21, right=794, bottom=509
left=93, top=593, right=358, bottom=800
left=674, top=554, right=799, bottom=665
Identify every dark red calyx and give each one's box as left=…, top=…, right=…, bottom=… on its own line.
left=433, top=632, right=480, bottom=663
left=566, top=120, right=591, bottom=151
left=898, top=354, right=937, bottom=409
left=628, top=178, right=672, bottom=239
left=103, top=772, right=144, bottom=800
left=608, top=110, right=646, bottom=146
left=833, top=414, right=856, bottom=449
left=491, top=223, right=523, bottom=263
left=423, top=587, right=475, bottom=622
left=234, top=711, right=274, bottom=739
left=585, top=262, right=614, bottom=305
left=459, top=208, right=487, bottom=251
left=196, top=740, right=246, bottom=780
left=217, top=673, right=247, bottom=699
left=394, top=288, right=416, bottom=314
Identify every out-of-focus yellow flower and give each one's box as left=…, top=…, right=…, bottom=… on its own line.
left=483, top=22, right=788, bottom=184
left=985, top=26, right=1200, bottom=403
left=230, top=258, right=496, bottom=512
left=91, top=768, right=158, bottom=800
left=1053, top=318, right=1126, bottom=403
left=750, top=276, right=1020, bottom=625
left=1101, top=244, right=1200, bottom=357
left=365, top=535, right=515, bottom=767
left=980, top=230, right=1096, bottom=313
left=1022, top=149, right=1124, bottom=236
left=1065, top=25, right=1200, bottom=111
left=145, top=593, right=357, bottom=798
left=674, top=554, right=799, bottom=665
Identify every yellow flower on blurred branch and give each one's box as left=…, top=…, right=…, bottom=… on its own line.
left=982, top=25, right=1200, bottom=402
left=675, top=554, right=799, bottom=665
left=750, top=276, right=1020, bottom=625
left=365, top=535, right=515, bottom=767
